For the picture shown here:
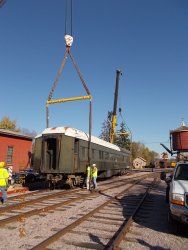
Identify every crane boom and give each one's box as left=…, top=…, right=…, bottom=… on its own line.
left=110, top=69, right=122, bottom=144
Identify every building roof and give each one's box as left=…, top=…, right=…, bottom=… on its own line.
left=170, top=125, right=188, bottom=133
left=133, top=157, right=147, bottom=162
left=0, top=129, right=33, bottom=140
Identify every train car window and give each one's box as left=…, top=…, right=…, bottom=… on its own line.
left=104, top=152, right=109, bottom=160
left=92, top=149, right=95, bottom=159
left=74, top=139, right=79, bottom=154
left=81, top=147, right=86, bottom=159
left=118, top=154, right=121, bottom=162
left=109, top=153, right=113, bottom=160
left=99, top=151, right=104, bottom=160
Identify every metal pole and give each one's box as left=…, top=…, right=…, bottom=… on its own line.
left=46, top=105, right=49, bottom=128
left=88, top=100, right=92, bottom=165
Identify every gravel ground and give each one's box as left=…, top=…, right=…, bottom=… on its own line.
left=120, top=180, right=188, bottom=250
left=0, top=174, right=187, bottom=250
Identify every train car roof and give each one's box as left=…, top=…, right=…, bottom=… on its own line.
left=36, top=126, right=129, bottom=153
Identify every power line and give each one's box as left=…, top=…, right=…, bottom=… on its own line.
left=141, top=140, right=170, bottom=144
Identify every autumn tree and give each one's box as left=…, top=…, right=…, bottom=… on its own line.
left=0, top=116, right=20, bottom=132
left=0, top=116, right=37, bottom=136
left=131, top=141, right=159, bottom=165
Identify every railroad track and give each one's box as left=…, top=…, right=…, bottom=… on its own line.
left=0, top=172, right=157, bottom=249
left=28, top=175, right=158, bottom=249
left=0, top=173, right=152, bottom=224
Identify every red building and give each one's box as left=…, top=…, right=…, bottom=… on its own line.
left=0, top=129, right=33, bottom=172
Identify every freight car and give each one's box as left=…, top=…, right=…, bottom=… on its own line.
left=31, top=126, right=130, bottom=187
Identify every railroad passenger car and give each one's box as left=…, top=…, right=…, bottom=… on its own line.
left=31, top=127, right=130, bottom=187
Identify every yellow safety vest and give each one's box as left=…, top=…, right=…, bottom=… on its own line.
left=0, top=168, right=9, bottom=186
left=92, top=167, right=98, bottom=177
left=87, top=166, right=91, bottom=177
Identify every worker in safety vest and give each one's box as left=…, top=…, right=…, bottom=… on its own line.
left=7, top=165, right=13, bottom=185
left=86, top=164, right=91, bottom=190
left=92, top=163, right=98, bottom=190
left=0, top=162, right=9, bottom=204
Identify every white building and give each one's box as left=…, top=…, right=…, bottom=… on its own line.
left=133, top=157, right=147, bottom=169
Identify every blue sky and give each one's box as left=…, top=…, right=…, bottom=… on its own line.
left=0, top=0, right=188, bottom=156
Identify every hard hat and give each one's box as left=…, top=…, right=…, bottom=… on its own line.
left=0, top=162, right=5, bottom=168
left=92, top=163, right=96, bottom=167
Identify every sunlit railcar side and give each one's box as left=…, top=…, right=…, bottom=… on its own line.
left=31, top=127, right=130, bottom=187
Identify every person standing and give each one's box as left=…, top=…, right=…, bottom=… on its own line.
left=86, top=164, right=91, bottom=190
left=0, top=161, right=9, bottom=204
left=7, top=165, right=13, bottom=185
left=92, top=163, right=98, bottom=190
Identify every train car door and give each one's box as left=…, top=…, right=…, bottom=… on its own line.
left=73, top=139, right=79, bottom=171
left=42, top=136, right=59, bottom=171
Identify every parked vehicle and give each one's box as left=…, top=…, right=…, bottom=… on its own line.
left=161, top=161, right=188, bottom=231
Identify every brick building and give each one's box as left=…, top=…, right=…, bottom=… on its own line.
left=0, top=129, right=33, bottom=172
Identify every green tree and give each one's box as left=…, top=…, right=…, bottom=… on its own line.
left=0, top=116, right=20, bottom=132
left=115, top=121, right=131, bottom=150
left=100, top=113, right=159, bottom=166
left=99, top=111, right=112, bottom=142
left=99, top=114, right=131, bottom=150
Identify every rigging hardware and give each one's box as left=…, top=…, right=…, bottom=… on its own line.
left=46, top=0, right=92, bottom=164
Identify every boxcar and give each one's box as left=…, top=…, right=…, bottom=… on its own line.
left=31, top=127, right=130, bottom=187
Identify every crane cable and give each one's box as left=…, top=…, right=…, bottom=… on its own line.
left=0, top=0, right=6, bottom=8
left=117, top=110, right=131, bottom=136
left=65, top=0, right=73, bottom=36
left=46, top=0, right=92, bottom=129
left=116, top=74, right=131, bottom=135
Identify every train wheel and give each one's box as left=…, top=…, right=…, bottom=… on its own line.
left=66, top=178, right=74, bottom=189
left=45, top=180, right=55, bottom=190
left=80, top=175, right=86, bottom=188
